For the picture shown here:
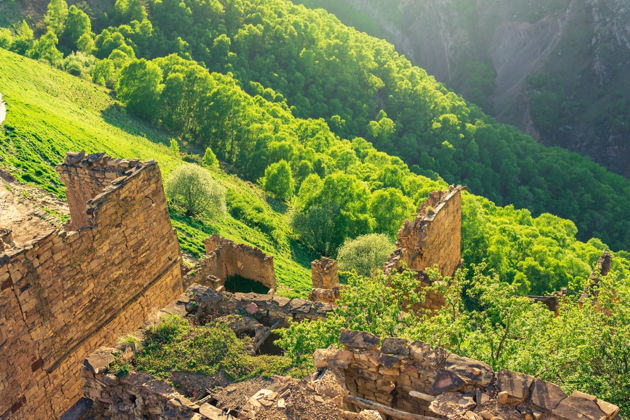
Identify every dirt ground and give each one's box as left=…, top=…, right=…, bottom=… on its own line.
left=0, top=177, right=68, bottom=246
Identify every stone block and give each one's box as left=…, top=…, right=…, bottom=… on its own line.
left=381, top=337, right=409, bottom=356
left=496, top=369, right=534, bottom=403
left=340, top=330, right=380, bottom=350
left=552, top=391, right=609, bottom=420
left=529, top=379, right=567, bottom=411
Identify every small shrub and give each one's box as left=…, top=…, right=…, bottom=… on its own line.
left=261, top=160, right=294, bottom=200
left=337, top=233, right=396, bottom=277
left=169, top=138, right=180, bottom=155
left=203, top=147, right=219, bottom=167
left=166, top=164, right=226, bottom=217
left=0, top=28, right=13, bottom=49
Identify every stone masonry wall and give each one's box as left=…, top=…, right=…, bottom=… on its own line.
left=188, top=235, right=277, bottom=291
left=386, top=186, right=463, bottom=277
left=310, top=257, right=341, bottom=304
left=383, top=186, right=464, bottom=312
left=316, top=330, right=620, bottom=420
left=0, top=153, right=183, bottom=419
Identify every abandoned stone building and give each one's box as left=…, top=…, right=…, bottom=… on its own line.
left=0, top=153, right=183, bottom=419
left=0, top=153, right=621, bottom=420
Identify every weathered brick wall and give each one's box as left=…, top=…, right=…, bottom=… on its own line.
left=0, top=153, right=183, bottom=419
left=316, top=330, right=620, bottom=420
left=190, top=235, right=277, bottom=290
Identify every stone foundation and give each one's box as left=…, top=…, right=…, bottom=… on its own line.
left=314, top=330, right=620, bottom=420
left=0, top=152, right=183, bottom=419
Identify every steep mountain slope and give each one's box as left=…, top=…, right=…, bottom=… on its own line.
left=2, top=47, right=628, bottom=297
left=0, top=49, right=314, bottom=296
left=296, top=0, right=630, bottom=178
left=3, top=0, right=630, bottom=250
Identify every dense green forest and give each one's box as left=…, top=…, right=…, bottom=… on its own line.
left=3, top=0, right=630, bottom=250
left=1, top=0, right=630, bottom=298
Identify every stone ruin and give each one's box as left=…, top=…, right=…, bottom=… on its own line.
left=0, top=152, right=622, bottom=420
left=309, top=330, right=621, bottom=420
left=0, top=228, right=14, bottom=251
left=81, top=294, right=622, bottom=420
left=309, top=257, right=341, bottom=304
left=384, top=185, right=465, bottom=311
left=0, top=152, right=183, bottom=419
left=184, top=234, right=277, bottom=293
left=385, top=185, right=464, bottom=277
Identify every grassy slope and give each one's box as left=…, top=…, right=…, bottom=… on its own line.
left=0, top=48, right=313, bottom=297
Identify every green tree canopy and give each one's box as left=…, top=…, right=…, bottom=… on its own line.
left=116, top=58, right=162, bottom=120
left=165, top=164, right=226, bottom=217
left=262, top=160, right=295, bottom=200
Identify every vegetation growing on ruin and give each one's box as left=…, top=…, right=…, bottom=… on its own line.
left=277, top=267, right=630, bottom=414
left=113, top=315, right=300, bottom=382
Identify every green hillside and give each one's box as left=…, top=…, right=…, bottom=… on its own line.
left=0, top=48, right=314, bottom=297
left=1, top=46, right=629, bottom=298
left=73, top=0, right=629, bottom=251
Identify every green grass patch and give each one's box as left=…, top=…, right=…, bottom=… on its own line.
left=124, top=315, right=297, bottom=382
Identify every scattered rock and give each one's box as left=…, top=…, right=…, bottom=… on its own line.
left=496, top=370, right=534, bottom=404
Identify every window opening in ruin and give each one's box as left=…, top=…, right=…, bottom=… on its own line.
left=224, top=275, right=270, bottom=294
left=256, top=332, right=284, bottom=356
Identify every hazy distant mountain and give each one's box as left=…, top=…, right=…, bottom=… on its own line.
left=296, top=0, right=630, bottom=177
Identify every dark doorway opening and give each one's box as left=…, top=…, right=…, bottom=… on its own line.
left=256, top=332, right=284, bottom=356
left=224, top=275, right=270, bottom=294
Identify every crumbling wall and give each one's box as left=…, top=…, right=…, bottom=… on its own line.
left=315, top=330, right=620, bottom=420
left=312, top=257, right=339, bottom=289
left=310, top=257, right=341, bottom=304
left=190, top=286, right=334, bottom=329
left=386, top=186, right=463, bottom=277
left=0, top=153, right=183, bottom=419
left=383, top=186, right=463, bottom=312
left=187, top=235, right=277, bottom=291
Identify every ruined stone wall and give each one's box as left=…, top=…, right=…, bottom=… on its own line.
left=312, top=258, right=339, bottom=289
left=310, top=257, right=341, bottom=304
left=188, top=235, right=277, bottom=290
left=190, top=286, right=334, bottom=329
left=388, top=186, right=463, bottom=277
left=83, top=349, right=211, bottom=420
left=315, top=330, right=620, bottom=420
left=0, top=153, right=183, bottom=419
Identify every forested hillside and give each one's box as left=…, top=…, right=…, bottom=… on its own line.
left=0, top=1, right=628, bottom=413
left=1, top=1, right=630, bottom=298
left=2, top=0, right=630, bottom=251
left=294, top=0, right=630, bottom=179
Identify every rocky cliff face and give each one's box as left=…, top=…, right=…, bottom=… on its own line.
left=328, top=0, right=630, bottom=177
